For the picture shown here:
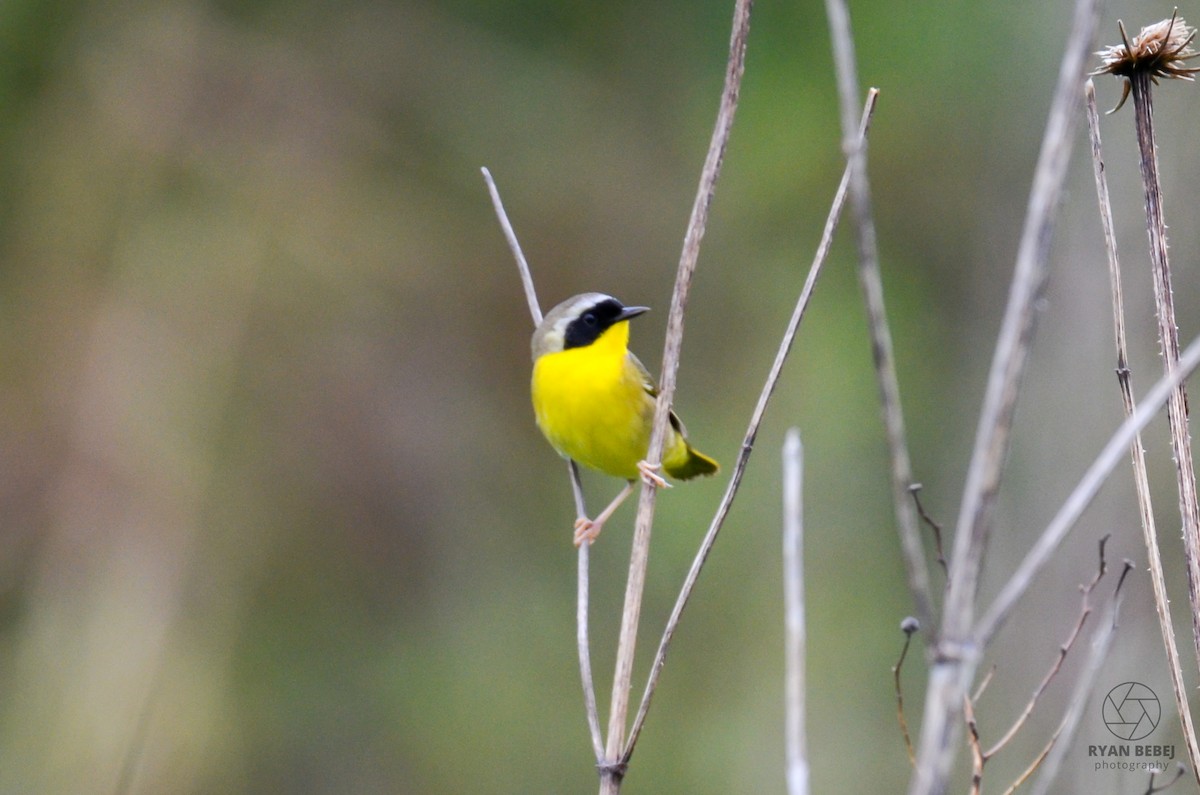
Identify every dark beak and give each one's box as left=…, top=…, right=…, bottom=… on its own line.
left=619, top=305, right=650, bottom=321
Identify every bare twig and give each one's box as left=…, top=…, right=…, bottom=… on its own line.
left=825, top=0, right=934, bottom=635
left=909, top=484, right=947, bottom=577
left=1121, top=15, right=1200, bottom=687
left=1143, top=763, right=1188, bottom=794
left=909, top=1, right=1104, bottom=790
left=965, top=695, right=984, bottom=795
left=1027, top=563, right=1133, bottom=795
left=482, top=167, right=542, bottom=325
left=1084, top=76, right=1200, bottom=783
left=940, top=0, right=1100, bottom=635
left=601, top=2, right=753, bottom=789
left=623, top=90, right=880, bottom=765
left=576, top=539, right=604, bottom=760
left=1005, top=741, right=1054, bottom=795
left=783, top=429, right=808, bottom=795
left=964, top=539, right=1108, bottom=793
left=893, top=617, right=920, bottom=766
left=971, top=666, right=996, bottom=704
left=484, top=171, right=605, bottom=762
left=977, top=335, right=1200, bottom=646
left=571, top=461, right=606, bottom=760
left=1005, top=558, right=1133, bottom=795
left=1096, top=4, right=1200, bottom=686
left=983, top=536, right=1108, bottom=762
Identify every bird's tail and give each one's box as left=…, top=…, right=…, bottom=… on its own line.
left=666, top=444, right=719, bottom=480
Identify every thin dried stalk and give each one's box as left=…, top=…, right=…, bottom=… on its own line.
left=483, top=169, right=605, bottom=761
left=909, top=0, right=1104, bottom=791
left=1084, top=76, right=1200, bottom=785
left=824, top=0, right=934, bottom=633
left=1130, top=56, right=1200, bottom=684
left=909, top=485, right=948, bottom=576
left=482, top=167, right=542, bottom=325
left=971, top=667, right=996, bottom=704
left=570, top=461, right=606, bottom=760
left=893, top=618, right=920, bottom=766
left=622, top=90, right=879, bottom=765
left=939, top=0, right=1100, bottom=636
left=966, top=540, right=1108, bottom=792
left=965, top=695, right=984, bottom=795
left=1094, top=10, right=1200, bottom=681
left=1027, top=564, right=1133, bottom=795
left=977, top=335, right=1200, bottom=645
left=1140, top=764, right=1189, bottom=795
left=783, top=430, right=808, bottom=795
left=984, top=537, right=1107, bottom=762
left=601, top=2, right=753, bottom=790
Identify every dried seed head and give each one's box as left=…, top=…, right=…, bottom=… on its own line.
left=1093, top=10, right=1200, bottom=111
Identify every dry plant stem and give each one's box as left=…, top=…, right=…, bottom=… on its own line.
left=1028, top=563, right=1132, bottom=795
left=977, top=334, right=1200, bottom=645
left=1129, top=66, right=1200, bottom=678
left=571, top=461, right=606, bottom=760
left=482, top=167, right=542, bottom=325
left=783, top=430, right=809, bottom=795
left=577, top=539, right=604, bottom=760
left=983, top=537, right=1108, bottom=762
left=894, top=623, right=918, bottom=766
left=622, top=91, right=879, bottom=765
left=964, top=696, right=984, bottom=795
left=1085, top=78, right=1200, bottom=784
left=1142, top=764, right=1188, bottom=795
left=967, top=539, right=1108, bottom=794
left=940, top=0, right=1100, bottom=634
left=824, top=0, right=934, bottom=633
left=481, top=171, right=606, bottom=761
left=600, top=2, right=752, bottom=789
left=908, top=1, right=1103, bottom=791
left=971, top=667, right=995, bottom=703
left=909, top=485, right=948, bottom=576
left=1005, top=742, right=1054, bottom=795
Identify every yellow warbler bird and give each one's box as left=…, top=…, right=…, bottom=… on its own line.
left=531, top=293, right=718, bottom=545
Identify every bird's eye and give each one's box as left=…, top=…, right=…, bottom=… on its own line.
left=582, top=312, right=597, bottom=326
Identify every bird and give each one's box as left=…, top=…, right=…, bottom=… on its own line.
left=530, top=292, right=719, bottom=545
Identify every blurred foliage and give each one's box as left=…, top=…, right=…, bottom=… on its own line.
left=0, top=0, right=1198, bottom=792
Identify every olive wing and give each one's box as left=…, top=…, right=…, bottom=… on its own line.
left=626, top=352, right=689, bottom=438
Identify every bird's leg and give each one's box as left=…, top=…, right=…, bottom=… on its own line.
left=637, top=459, right=670, bottom=489
left=574, top=481, right=635, bottom=546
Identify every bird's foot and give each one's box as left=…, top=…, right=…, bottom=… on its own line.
left=637, top=460, right=670, bottom=489
left=574, top=516, right=601, bottom=546
left=571, top=481, right=636, bottom=546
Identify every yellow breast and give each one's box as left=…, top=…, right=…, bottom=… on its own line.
left=531, top=321, right=654, bottom=480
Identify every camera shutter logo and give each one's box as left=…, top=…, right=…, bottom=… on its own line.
left=1102, top=682, right=1160, bottom=741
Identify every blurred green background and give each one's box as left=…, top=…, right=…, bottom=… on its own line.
left=2, top=0, right=1200, bottom=792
